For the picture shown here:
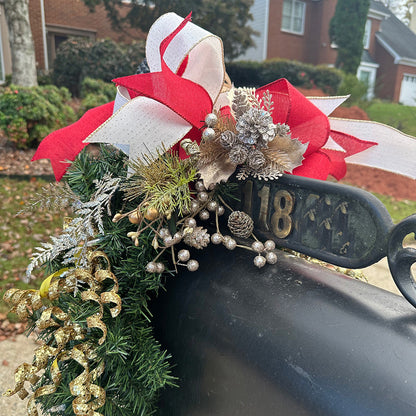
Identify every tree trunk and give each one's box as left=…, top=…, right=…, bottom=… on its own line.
left=3, top=0, right=38, bottom=86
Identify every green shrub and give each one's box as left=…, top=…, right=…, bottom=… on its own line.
left=315, top=65, right=345, bottom=94
left=52, top=38, right=145, bottom=96
left=37, top=69, right=53, bottom=86
left=337, top=73, right=368, bottom=106
left=225, top=61, right=263, bottom=87
left=79, top=77, right=116, bottom=114
left=226, top=59, right=343, bottom=93
left=365, top=100, right=416, bottom=136
left=0, top=84, right=76, bottom=149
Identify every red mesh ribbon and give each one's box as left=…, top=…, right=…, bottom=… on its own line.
left=32, top=102, right=115, bottom=181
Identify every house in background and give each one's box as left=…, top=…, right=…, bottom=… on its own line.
left=241, top=0, right=416, bottom=106
left=0, top=8, right=11, bottom=83
left=0, top=0, right=144, bottom=84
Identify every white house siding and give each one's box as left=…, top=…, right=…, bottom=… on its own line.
left=238, top=0, right=269, bottom=61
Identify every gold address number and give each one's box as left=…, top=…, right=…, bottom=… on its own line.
left=242, top=181, right=295, bottom=239
left=271, top=190, right=294, bottom=238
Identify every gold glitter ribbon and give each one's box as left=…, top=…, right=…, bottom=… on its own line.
left=3, top=288, right=43, bottom=320
left=3, top=250, right=121, bottom=416
left=69, top=345, right=106, bottom=416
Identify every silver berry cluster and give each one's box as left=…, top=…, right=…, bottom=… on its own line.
left=251, top=239, right=278, bottom=268
left=144, top=180, right=226, bottom=273
left=201, top=113, right=219, bottom=142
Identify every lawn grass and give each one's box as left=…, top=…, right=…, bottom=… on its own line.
left=365, top=100, right=416, bottom=137
left=0, top=176, right=69, bottom=314
left=374, top=192, right=416, bottom=224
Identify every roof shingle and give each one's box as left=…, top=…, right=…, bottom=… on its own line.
left=371, top=0, right=416, bottom=61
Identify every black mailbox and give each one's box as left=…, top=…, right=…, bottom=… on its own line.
left=152, top=175, right=416, bottom=415
left=153, top=245, right=416, bottom=416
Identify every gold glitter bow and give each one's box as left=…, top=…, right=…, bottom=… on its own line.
left=3, top=250, right=121, bottom=416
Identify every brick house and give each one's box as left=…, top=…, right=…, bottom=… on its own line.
left=241, top=0, right=416, bottom=105
left=0, top=0, right=144, bottom=83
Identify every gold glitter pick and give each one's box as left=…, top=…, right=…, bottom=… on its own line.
left=27, top=357, right=63, bottom=416
left=3, top=363, right=40, bottom=400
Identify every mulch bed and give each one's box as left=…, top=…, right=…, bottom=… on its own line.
left=0, top=314, right=26, bottom=342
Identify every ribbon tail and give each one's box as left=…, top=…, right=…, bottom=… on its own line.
left=330, top=118, right=416, bottom=180
left=329, top=130, right=377, bottom=157
left=32, top=102, right=115, bottom=181
left=307, top=95, right=350, bottom=116
left=320, top=149, right=347, bottom=180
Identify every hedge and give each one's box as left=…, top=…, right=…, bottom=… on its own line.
left=52, top=38, right=145, bottom=96
left=226, top=58, right=343, bottom=94
left=79, top=77, right=117, bottom=115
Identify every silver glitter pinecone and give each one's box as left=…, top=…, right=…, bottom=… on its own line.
left=183, top=226, right=210, bottom=249
left=236, top=108, right=276, bottom=148
left=247, top=148, right=266, bottom=170
left=220, top=131, right=238, bottom=150
left=227, top=211, right=254, bottom=238
left=229, top=143, right=249, bottom=165
left=232, top=89, right=251, bottom=118
left=275, top=123, right=291, bottom=137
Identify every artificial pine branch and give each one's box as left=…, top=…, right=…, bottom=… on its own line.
left=26, top=175, right=121, bottom=278
left=32, top=145, right=174, bottom=416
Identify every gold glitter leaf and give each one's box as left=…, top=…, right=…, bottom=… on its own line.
left=263, top=134, right=308, bottom=173
left=198, top=153, right=237, bottom=189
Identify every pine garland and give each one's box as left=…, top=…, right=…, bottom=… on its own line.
left=26, top=146, right=176, bottom=416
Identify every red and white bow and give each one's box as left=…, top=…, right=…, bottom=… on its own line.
left=33, top=13, right=416, bottom=183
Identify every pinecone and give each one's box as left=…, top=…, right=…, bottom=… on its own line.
left=220, top=131, right=237, bottom=149
left=227, top=211, right=254, bottom=238
left=247, top=149, right=266, bottom=170
left=232, top=89, right=251, bottom=118
left=183, top=226, right=210, bottom=249
left=275, top=123, right=291, bottom=137
left=236, top=108, right=276, bottom=148
left=229, top=143, right=249, bottom=165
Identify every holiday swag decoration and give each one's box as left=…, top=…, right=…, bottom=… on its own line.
left=3, top=12, right=416, bottom=416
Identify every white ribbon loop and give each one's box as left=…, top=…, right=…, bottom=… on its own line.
left=86, top=13, right=226, bottom=161
left=146, top=12, right=225, bottom=103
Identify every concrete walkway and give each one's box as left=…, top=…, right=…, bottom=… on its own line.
left=0, top=334, right=42, bottom=416
left=363, top=256, right=401, bottom=296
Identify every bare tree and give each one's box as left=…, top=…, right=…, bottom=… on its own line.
left=1, top=0, right=37, bottom=86
left=379, top=0, right=414, bottom=23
